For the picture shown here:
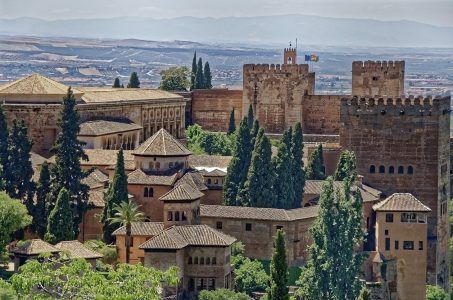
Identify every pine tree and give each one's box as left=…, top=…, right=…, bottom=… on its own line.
left=195, top=57, right=204, bottom=89
left=112, top=77, right=121, bottom=88
left=102, top=149, right=129, bottom=243
left=334, top=150, right=357, bottom=181
left=305, top=143, right=325, bottom=180
left=290, top=123, right=305, bottom=208
left=247, top=104, right=254, bottom=130
left=34, top=162, right=51, bottom=238
left=204, top=61, right=212, bottom=89
left=50, top=87, right=89, bottom=237
left=0, top=105, right=8, bottom=189
left=227, top=109, right=236, bottom=135
left=268, top=229, right=289, bottom=300
left=4, top=120, right=34, bottom=201
left=127, top=72, right=140, bottom=88
left=45, top=188, right=74, bottom=244
left=190, top=51, right=197, bottom=90
left=239, top=128, right=275, bottom=207
left=273, top=139, right=294, bottom=209
left=223, top=117, right=252, bottom=206
left=296, top=177, right=365, bottom=300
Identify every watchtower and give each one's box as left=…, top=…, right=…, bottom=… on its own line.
left=284, top=47, right=297, bottom=65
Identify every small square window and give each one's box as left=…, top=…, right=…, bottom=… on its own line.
left=385, top=213, right=393, bottom=223
left=245, top=223, right=252, bottom=231
left=419, top=241, right=423, bottom=250
left=384, top=230, right=389, bottom=235
left=216, top=222, right=223, bottom=229
left=385, top=238, right=390, bottom=251
left=395, top=241, right=399, bottom=250
left=403, top=241, right=414, bottom=250
left=277, top=225, right=283, bottom=230
left=212, top=257, right=217, bottom=265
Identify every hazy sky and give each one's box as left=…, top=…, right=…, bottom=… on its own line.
left=0, top=0, right=452, bottom=27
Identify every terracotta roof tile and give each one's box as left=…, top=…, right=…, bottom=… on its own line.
left=88, top=190, right=105, bottom=207
left=80, top=88, right=183, bottom=104
left=54, top=240, right=103, bottom=259
left=112, top=222, right=164, bottom=236
left=79, top=119, right=142, bottom=136
left=11, top=239, right=59, bottom=255
left=0, top=74, right=83, bottom=96
left=373, top=193, right=431, bottom=212
left=133, top=128, right=191, bottom=157
left=49, top=149, right=134, bottom=167
left=82, top=169, right=109, bottom=190
left=139, top=227, right=189, bottom=249
left=175, top=171, right=208, bottom=191
left=305, top=180, right=381, bottom=203
left=159, top=183, right=204, bottom=201
left=127, top=169, right=178, bottom=186
left=189, top=155, right=232, bottom=170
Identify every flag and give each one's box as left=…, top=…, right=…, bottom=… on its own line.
left=311, top=54, right=319, bottom=62
left=305, top=55, right=311, bottom=62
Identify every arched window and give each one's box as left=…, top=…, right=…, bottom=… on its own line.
left=175, top=211, right=180, bottom=221
left=398, top=166, right=404, bottom=174
left=389, top=166, right=395, bottom=174
left=194, top=257, right=198, bottom=264
left=379, top=166, right=385, bottom=173
left=214, top=179, right=219, bottom=184
left=408, top=166, right=414, bottom=174
left=200, top=257, right=205, bottom=265
left=370, top=165, right=376, bottom=173
left=155, top=162, right=160, bottom=169
left=167, top=211, right=173, bottom=221
left=206, top=257, right=210, bottom=265
left=182, top=211, right=187, bottom=221
left=148, top=162, right=154, bottom=169
left=207, top=178, right=212, bottom=185
left=188, top=257, right=192, bottom=264
left=144, top=187, right=149, bottom=198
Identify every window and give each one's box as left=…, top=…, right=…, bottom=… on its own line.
left=384, top=229, right=389, bottom=236
left=385, top=238, right=390, bottom=251
left=370, top=165, right=376, bottom=173
left=372, top=76, right=379, bottom=81
left=386, top=213, right=393, bottom=223
left=395, top=240, right=399, bottom=250
left=403, top=241, right=414, bottom=250
left=144, top=187, right=149, bottom=198
left=245, top=223, right=252, bottom=231
left=148, top=162, right=154, bottom=169
left=209, top=278, right=215, bottom=290
left=200, top=257, right=205, bottom=265
left=389, top=166, right=395, bottom=174
left=169, top=162, right=173, bottom=168
left=197, top=278, right=204, bottom=291
left=419, top=241, right=423, bottom=250
left=188, top=257, right=193, bottom=264
left=207, top=178, right=212, bottom=185
left=408, top=166, right=414, bottom=174
left=206, top=257, right=210, bottom=265
left=401, top=213, right=417, bottom=223
left=130, top=237, right=134, bottom=247
left=216, top=222, right=223, bottom=229
left=189, top=278, right=194, bottom=292
left=148, top=187, right=153, bottom=197
left=379, top=165, right=385, bottom=173
left=155, top=162, right=160, bottom=169
left=194, top=257, right=199, bottom=264
left=214, top=179, right=218, bottom=184
left=182, top=211, right=187, bottom=221
left=212, top=257, right=217, bottom=265
left=167, top=211, right=173, bottom=221
left=175, top=211, right=180, bottom=222
left=277, top=225, right=283, bottom=230
left=398, top=166, right=404, bottom=174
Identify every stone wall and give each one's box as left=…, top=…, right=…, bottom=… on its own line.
left=302, top=95, right=341, bottom=135
left=127, top=184, right=173, bottom=222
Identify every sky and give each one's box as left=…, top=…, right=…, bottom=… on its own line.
left=0, top=0, right=452, bottom=27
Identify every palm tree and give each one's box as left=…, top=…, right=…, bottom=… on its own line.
left=108, top=200, right=145, bottom=264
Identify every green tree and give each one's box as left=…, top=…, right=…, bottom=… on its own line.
left=108, top=201, right=145, bottom=264
left=0, top=192, right=32, bottom=262
left=426, top=285, right=448, bottom=300
left=228, top=109, right=236, bottom=135
left=159, top=66, right=190, bottom=91
left=272, top=141, right=293, bottom=209
left=4, top=120, right=34, bottom=201
left=357, top=287, right=371, bottom=300
left=296, top=177, right=365, bottom=300
left=112, top=77, right=121, bottom=88
left=191, top=51, right=197, bottom=90
left=199, top=289, right=251, bottom=300
left=0, top=105, right=8, bottom=189
left=239, top=128, right=275, bottom=207
left=127, top=72, right=140, bottom=88
left=290, top=123, right=305, bottom=208
left=267, top=229, right=288, bottom=300
left=33, top=162, right=51, bottom=238
left=45, top=188, right=74, bottom=244
left=247, top=104, right=254, bottom=130
left=204, top=61, right=212, bottom=89
left=195, top=57, right=205, bottom=89
left=50, top=87, right=89, bottom=237
left=102, top=149, right=129, bottom=244
left=305, top=143, right=325, bottom=180
left=235, top=258, right=269, bottom=296
left=334, top=150, right=357, bottom=181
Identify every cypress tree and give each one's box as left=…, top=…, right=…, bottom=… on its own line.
left=127, top=72, right=140, bottom=88
left=204, top=61, right=212, bottom=89
left=290, top=123, right=305, bottom=208
left=4, top=120, right=34, bottom=201
left=247, top=104, right=254, bottom=130
left=34, top=162, right=51, bottom=238
left=50, top=87, right=89, bottom=237
left=112, top=77, right=121, bottom=88
left=250, top=119, right=260, bottom=141
left=305, top=143, right=325, bottom=180
left=195, top=57, right=204, bottom=89
left=227, top=109, right=236, bottom=135
left=45, top=188, right=74, bottom=244
left=273, top=137, right=294, bottom=209
left=102, top=149, right=129, bottom=243
left=268, top=229, right=289, bottom=300
left=334, top=150, right=357, bottom=181
left=190, top=51, right=197, bottom=90
left=223, top=117, right=252, bottom=206
left=239, top=128, right=275, bottom=207
left=0, top=105, right=8, bottom=188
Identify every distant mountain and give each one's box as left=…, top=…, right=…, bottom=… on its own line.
left=0, top=14, right=452, bottom=48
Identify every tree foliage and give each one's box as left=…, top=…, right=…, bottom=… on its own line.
left=273, top=129, right=294, bottom=209
left=112, top=77, right=121, bottom=88
left=33, top=162, right=51, bottom=238
left=199, top=289, right=251, bottom=300
left=45, top=188, right=74, bottom=244
left=334, top=150, right=357, bottom=181
left=357, top=287, right=371, bottom=300
left=426, top=285, right=448, bottom=300
left=305, top=143, right=325, bottom=180
left=234, top=257, right=269, bottom=296
left=186, top=124, right=234, bottom=156
left=159, top=66, right=190, bottom=91
left=191, top=51, right=197, bottom=90
left=296, top=177, right=365, bottom=300
left=290, top=123, right=305, bottom=208
left=247, top=104, right=254, bottom=130
left=127, top=72, right=140, bottom=88
left=204, top=61, right=212, bottom=89
left=195, top=57, right=205, bottom=89
left=267, top=229, right=289, bottom=300
left=228, top=109, right=236, bottom=135
left=0, top=105, right=8, bottom=189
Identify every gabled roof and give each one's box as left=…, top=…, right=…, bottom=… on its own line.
left=79, top=119, right=142, bottom=136
left=133, top=128, right=191, bottom=157
left=373, top=193, right=431, bottom=212
left=127, top=169, right=178, bottom=186
left=175, top=171, right=208, bottom=191
left=189, top=155, right=231, bottom=171
left=54, top=240, right=103, bottom=259
left=79, top=88, right=183, bottom=104
left=0, top=74, right=82, bottom=96
left=82, top=169, right=109, bottom=190
left=305, top=180, right=381, bottom=203
left=139, top=225, right=236, bottom=250
left=112, top=222, right=164, bottom=236
left=11, top=239, right=59, bottom=255
left=159, top=183, right=204, bottom=202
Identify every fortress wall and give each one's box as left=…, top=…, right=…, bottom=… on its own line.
left=302, top=95, right=341, bottom=135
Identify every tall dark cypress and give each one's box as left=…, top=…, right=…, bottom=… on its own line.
left=268, top=229, right=289, bottom=300
left=247, top=104, right=254, bottom=130
left=204, top=61, right=212, bottom=89
left=34, top=162, right=50, bottom=238
left=273, top=135, right=294, bottom=209
left=191, top=51, right=197, bottom=90
left=334, top=150, right=357, bottom=181
left=227, top=109, right=236, bottom=135
left=290, top=123, right=305, bottom=208
left=112, top=77, right=121, bottom=88
left=305, top=143, right=325, bottom=180
left=195, top=57, right=204, bottom=89
left=102, top=149, right=129, bottom=243
left=50, top=87, right=89, bottom=237
left=0, top=105, right=8, bottom=189
left=127, top=72, right=140, bottom=88
left=45, top=188, right=74, bottom=244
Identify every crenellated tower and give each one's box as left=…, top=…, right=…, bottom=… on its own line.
left=284, top=47, right=297, bottom=65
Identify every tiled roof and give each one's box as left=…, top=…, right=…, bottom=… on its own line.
left=373, top=193, right=431, bottom=212
left=79, top=119, right=142, bottom=136
left=305, top=180, right=381, bottom=203
left=159, top=183, right=204, bottom=201
left=80, top=88, right=183, bottom=104
left=139, top=225, right=236, bottom=250
left=50, top=149, right=134, bottom=166
left=189, top=155, right=232, bottom=170
left=127, top=169, right=178, bottom=186
left=175, top=171, right=208, bottom=191
left=88, top=190, right=106, bottom=207
left=0, top=74, right=83, bottom=96
left=112, top=222, right=164, bottom=236
left=133, top=128, right=191, bottom=157
left=82, top=169, right=109, bottom=190
left=200, top=205, right=319, bottom=222
left=54, top=240, right=103, bottom=259
left=11, top=239, right=59, bottom=255
left=106, top=159, right=136, bottom=171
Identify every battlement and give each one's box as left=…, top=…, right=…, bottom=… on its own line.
left=243, top=63, right=310, bottom=75
left=352, top=60, right=405, bottom=73
left=284, top=47, right=297, bottom=53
